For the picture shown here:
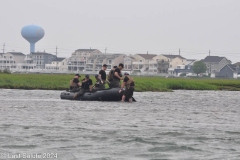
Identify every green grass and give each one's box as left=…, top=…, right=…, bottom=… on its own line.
left=1, top=73, right=240, bottom=91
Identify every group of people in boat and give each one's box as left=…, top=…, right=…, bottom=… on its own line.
left=69, top=63, right=135, bottom=102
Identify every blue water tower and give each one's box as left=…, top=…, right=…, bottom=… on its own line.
left=21, top=24, right=45, bottom=53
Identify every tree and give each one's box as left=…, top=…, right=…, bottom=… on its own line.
left=193, top=61, right=207, bottom=76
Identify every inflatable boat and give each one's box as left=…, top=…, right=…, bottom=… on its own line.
left=60, top=87, right=136, bottom=102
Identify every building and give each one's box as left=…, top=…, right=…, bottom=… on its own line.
left=26, top=52, right=57, bottom=69
left=45, top=57, right=68, bottom=71
left=215, top=64, right=240, bottom=78
left=68, top=49, right=102, bottom=71
left=85, top=53, right=125, bottom=72
left=0, top=52, right=26, bottom=70
left=201, top=56, right=231, bottom=74
left=158, top=54, right=187, bottom=74
left=131, top=54, right=157, bottom=73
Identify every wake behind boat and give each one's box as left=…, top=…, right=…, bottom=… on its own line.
left=60, top=87, right=136, bottom=102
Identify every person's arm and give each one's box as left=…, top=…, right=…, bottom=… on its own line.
left=121, top=82, right=126, bottom=89
left=115, top=72, right=123, bottom=80
left=89, top=85, right=93, bottom=91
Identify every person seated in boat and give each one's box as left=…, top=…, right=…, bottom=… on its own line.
left=107, top=66, right=117, bottom=88
left=111, top=63, right=124, bottom=88
left=69, top=74, right=81, bottom=91
left=93, top=74, right=103, bottom=90
left=119, top=72, right=135, bottom=103
left=74, top=74, right=93, bottom=99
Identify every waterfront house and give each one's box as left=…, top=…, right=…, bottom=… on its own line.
left=215, top=64, right=240, bottom=78
left=0, top=52, right=26, bottom=70
left=201, top=56, right=231, bottom=74
left=45, top=57, right=67, bottom=71
left=131, top=54, right=157, bottom=73
left=68, top=49, right=102, bottom=71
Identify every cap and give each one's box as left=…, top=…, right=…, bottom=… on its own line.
left=119, top=63, right=124, bottom=68
left=113, top=66, right=117, bottom=69
left=95, top=74, right=99, bottom=78
left=75, top=74, right=80, bottom=77
left=124, top=72, right=129, bottom=75
left=102, top=64, right=107, bottom=67
left=85, top=74, right=89, bottom=78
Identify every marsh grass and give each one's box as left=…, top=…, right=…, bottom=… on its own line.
left=0, top=74, right=240, bottom=91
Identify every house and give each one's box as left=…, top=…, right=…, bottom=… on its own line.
left=85, top=53, right=125, bottom=72
left=0, top=52, right=26, bottom=70
left=215, top=64, right=240, bottom=78
left=124, top=55, right=135, bottom=71
left=45, top=57, right=68, bottom=71
left=68, top=49, right=102, bottom=71
left=131, top=54, right=157, bottom=72
left=27, top=52, right=57, bottom=69
left=201, top=56, right=231, bottom=74
left=153, top=55, right=186, bottom=74
left=152, top=55, right=169, bottom=73
left=233, top=62, right=240, bottom=67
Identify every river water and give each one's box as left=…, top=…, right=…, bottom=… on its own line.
left=0, top=89, right=239, bottom=160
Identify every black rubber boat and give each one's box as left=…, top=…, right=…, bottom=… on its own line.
left=60, top=87, right=136, bottom=102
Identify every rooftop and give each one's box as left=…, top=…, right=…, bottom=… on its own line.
left=52, top=57, right=65, bottom=62
left=137, top=54, right=157, bottom=60
left=75, top=49, right=98, bottom=52
left=7, top=52, right=25, bottom=56
left=202, top=56, right=225, bottom=63
left=162, top=54, right=186, bottom=59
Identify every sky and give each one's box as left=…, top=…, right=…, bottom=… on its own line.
left=1, top=0, right=240, bottom=62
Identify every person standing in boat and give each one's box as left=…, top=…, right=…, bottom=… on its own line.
left=107, top=66, right=117, bottom=88
left=69, top=74, right=81, bottom=90
left=111, top=63, right=124, bottom=88
left=119, top=72, right=135, bottom=102
left=74, top=74, right=93, bottom=99
left=98, top=64, right=107, bottom=89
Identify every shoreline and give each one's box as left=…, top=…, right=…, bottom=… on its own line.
left=1, top=74, right=240, bottom=92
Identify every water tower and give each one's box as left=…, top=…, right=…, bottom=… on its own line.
left=21, top=24, right=45, bottom=53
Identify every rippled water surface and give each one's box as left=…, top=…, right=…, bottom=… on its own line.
left=0, top=89, right=240, bottom=160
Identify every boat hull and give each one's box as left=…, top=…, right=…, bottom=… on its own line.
left=60, top=88, right=136, bottom=102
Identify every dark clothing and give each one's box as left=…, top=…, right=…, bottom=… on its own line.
left=113, top=68, right=122, bottom=81
left=123, top=75, right=135, bottom=98
left=99, top=70, right=106, bottom=81
left=111, top=68, right=122, bottom=88
left=94, top=79, right=105, bottom=90
left=123, top=76, right=135, bottom=87
left=123, top=86, right=134, bottom=98
left=108, top=69, right=114, bottom=81
left=82, top=79, right=93, bottom=90
left=74, top=79, right=92, bottom=99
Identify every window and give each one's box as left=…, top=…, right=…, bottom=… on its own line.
left=108, top=60, right=112, bottom=64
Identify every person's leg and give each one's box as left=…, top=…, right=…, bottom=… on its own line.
left=121, top=95, right=126, bottom=102
left=74, top=88, right=84, bottom=99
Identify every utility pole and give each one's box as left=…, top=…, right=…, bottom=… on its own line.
left=55, top=46, right=58, bottom=70
left=2, top=43, right=5, bottom=53
left=179, top=48, right=180, bottom=55
left=55, top=46, right=58, bottom=57
left=209, top=50, right=211, bottom=74
left=105, top=47, right=107, bottom=54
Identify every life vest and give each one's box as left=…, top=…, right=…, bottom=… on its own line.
left=70, top=78, right=78, bottom=89
left=108, top=70, right=114, bottom=81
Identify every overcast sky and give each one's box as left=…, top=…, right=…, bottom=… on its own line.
left=1, top=0, right=240, bottom=62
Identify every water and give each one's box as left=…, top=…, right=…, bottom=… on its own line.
left=0, top=89, right=240, bottom=160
